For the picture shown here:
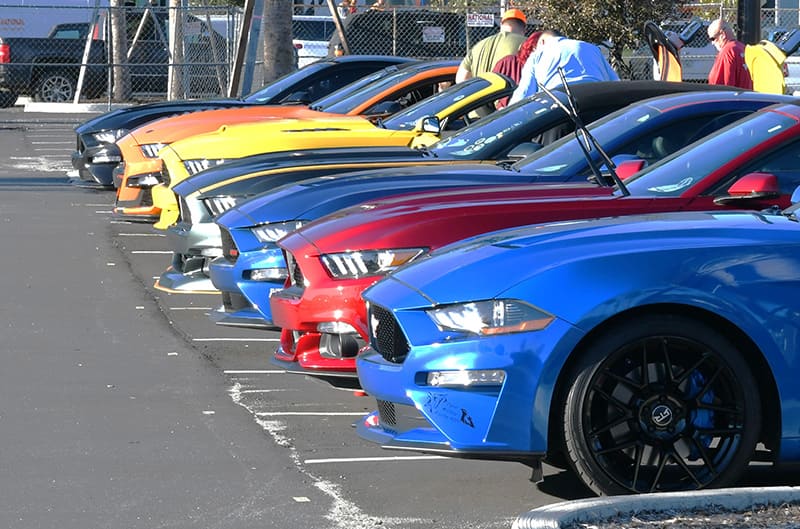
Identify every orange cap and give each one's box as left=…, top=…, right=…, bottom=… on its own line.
left=501, top=8, right=526, bottom=24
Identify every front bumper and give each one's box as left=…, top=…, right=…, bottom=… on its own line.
left=208, top=250, right=285, bottom=325
left=154, top=221, right=222, bottom=292
left=354, top=317, right=580, bottom=456
left=70, top=142, right=121, bottom=188
left=113, top=159, right=163, bottom=221
left=271, top=328, right=364, bottom=387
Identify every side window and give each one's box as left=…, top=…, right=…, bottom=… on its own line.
left=615, top=115, right=727, bottom=165
left=303, top=67, right=379, bottom=101
left=713, top=140, right=800, bottom=195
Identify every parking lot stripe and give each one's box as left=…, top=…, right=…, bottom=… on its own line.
left=304, top=456, right=447, bottom=464
left=193, top=337, right=278, bottom=342
left=224, top=370, right=285, bottom=374
left=256, top=412, right=364, bottom=416
left=118, top=233, right=166, bottom=237
left=131, top=250, right=173, bottom=254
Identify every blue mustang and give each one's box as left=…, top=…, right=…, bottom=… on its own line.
left=356, top=193, right=800, bottom=495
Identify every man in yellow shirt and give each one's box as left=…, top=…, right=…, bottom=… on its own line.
left=455, top=9, right=527, bottom=83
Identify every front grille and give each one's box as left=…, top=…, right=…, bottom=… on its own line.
left=178, top=196, right=191, bottom=224
left=286, top=251, right=304, bottom=288
left=220, top=228, right=238, bottom=262
left=370, top=304, right=410, bottom=364
left=222, top=291, right=250, bottom=311
left=377, top=400, right=397, bottom=429
left=141, top=189, right=153, bottom=207
left=160, top=165, right=171, bottom=187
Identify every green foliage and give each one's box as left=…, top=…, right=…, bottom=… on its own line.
left=533, top=0, right=678, bottom=78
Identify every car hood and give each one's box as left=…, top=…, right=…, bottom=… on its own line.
left=368, top=209, right=797, bottom=309
left=126, top=106, right=330, bottom=145
left=174, top=146, right=426, bottom=197
left=165, top=116, right=391, bottom=160
left=289, top=184, right=615, bottom=252
left=74, top=98, right=244, bottom=134
left=213, top=165, right=557, bottom=229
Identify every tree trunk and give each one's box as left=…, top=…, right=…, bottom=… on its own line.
left=262, top=0, right=295, bottom=84
left=110, top=0, right=131, bottom=101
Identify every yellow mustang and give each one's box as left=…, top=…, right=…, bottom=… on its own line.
left=153, top=73, right=514, bottom=228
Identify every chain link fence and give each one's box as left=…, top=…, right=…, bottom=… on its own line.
left=0, top=3, right=239, bottom=105
left=4, top=2, right=800, bottom=107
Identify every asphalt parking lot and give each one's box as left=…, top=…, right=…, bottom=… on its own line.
left=1, top=104, right=798, bottom=529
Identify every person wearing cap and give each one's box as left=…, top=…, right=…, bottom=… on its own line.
left=455, top=8, right=527, bottom=84
left=707, top=18, right=752, bottom=89
left=509, top=30, right=619, bottom=105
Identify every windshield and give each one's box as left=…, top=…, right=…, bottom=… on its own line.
left=513, top=103, right=666, bottom=177
left=242, top=62, right=331, bottom=103
left=382, top=76, right=492, bottom=130
left=622, top=109, right=798, bottom=196
left=309, top=67, right=402, bottom=112
left=428, top=93, right=566, bottom=159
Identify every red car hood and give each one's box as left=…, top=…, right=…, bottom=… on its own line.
left=287, top=183, right=626, bottom=254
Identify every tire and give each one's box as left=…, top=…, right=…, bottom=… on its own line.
left=562, top=314, right=760, bottom=495
left=35, top=70, right=76, bottom=103
left=0, top=90, right=18, bottom=108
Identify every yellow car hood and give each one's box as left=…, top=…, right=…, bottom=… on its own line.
left=165, top=116, right=429, bottom=161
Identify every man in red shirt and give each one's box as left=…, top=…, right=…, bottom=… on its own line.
left=707, top=18, right=753, bottom=89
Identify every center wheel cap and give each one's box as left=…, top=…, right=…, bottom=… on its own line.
left=651, top=404, right=674, bottom=427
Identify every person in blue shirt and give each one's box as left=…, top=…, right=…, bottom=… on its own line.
left=509, top=30, right=619, bottom=104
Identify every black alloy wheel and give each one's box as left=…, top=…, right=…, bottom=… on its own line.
left=562, top=314, right=760, bottom=496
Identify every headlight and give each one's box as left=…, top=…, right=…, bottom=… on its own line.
left=140, top=143, right=168, bottom=158
left=321, top=248, right=425, bottom=279
left=92, top=129, right=127, bottom=144
left=427, top=300, right=554, bottom=336
left=251, top=220, right=307, bottom=243
left=201, top=195, right=241, bottom=217
left=183, top=159, right=225, bottom=176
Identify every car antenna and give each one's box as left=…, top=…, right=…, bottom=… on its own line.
left=538, top=70, right=631, bottom=196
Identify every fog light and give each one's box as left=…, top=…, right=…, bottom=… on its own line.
left=127, top=173, right=161, bottom=188
left=248, top=268, right=286, bottom=281
left=426, top=369, right=506, bottom=387
left=317, top=321, right=358, bottom=334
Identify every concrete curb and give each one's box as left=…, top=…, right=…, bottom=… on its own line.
left=512, top=486, right=800, bottom=529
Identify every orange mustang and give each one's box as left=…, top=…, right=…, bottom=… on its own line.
left=113, top=60, right=459, bottom=222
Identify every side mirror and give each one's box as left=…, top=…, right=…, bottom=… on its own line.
left=505, top=142, right=543, bottom=160
left=616, top=159, right=646, bottom=180
left=415, top=116, right=441, bottom=134
left=713, top=172, right=781, bottom=205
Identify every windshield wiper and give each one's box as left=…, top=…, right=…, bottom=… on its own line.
left=538, top=70, right=630, bottom=196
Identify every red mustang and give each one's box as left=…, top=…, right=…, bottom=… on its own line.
left=269, top=102, right=800, bottom=388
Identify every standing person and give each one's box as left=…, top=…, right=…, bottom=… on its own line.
left=707, top=18, right=753, bottom=89
left=509, top=30, right=619, bottom=104
left=492, top=30, right=542, bottom=108
left=455, top=9, right=527, bottom=83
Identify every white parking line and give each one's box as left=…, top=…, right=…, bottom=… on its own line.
left=170, top=307, right=213, bottom=311
left=224, top=369, right=285, bottom=374
left=194, top=337, right=279, bottom=342
left=256, top=412, right=365, bottom=417
left=32, top=141, right=74, bottom=145
left=304, top=455, right=447, bottom=464
left=119, top=233, right=166, bottom=237
left=131, top=250, right=173, bottom=254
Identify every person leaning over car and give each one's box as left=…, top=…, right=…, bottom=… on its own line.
left=508, top=30, right=619, bottom=104
left=455, top=8, right=527, bottom=83
left=492, top=30, right=542, bottom=108
left=707, top=18, right=753, bottom=90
